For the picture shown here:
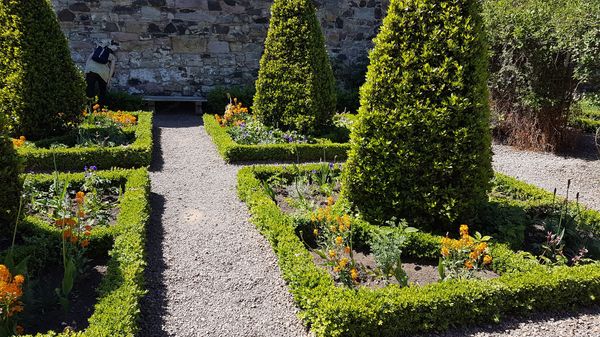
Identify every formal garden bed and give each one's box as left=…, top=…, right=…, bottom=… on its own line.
left=0, top=168, right=149, bottom=336
left=238, top=164, right=600, bottom=336
left=13, top=109, right=153, bottom=172
left=204, top=110, right=351, bottom=163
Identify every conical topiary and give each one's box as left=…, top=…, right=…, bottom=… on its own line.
left=0, top=114, right=21, bottom=228
left=0, top=0, right=86, bottom=140
left=253, top=0, right=336, bottom=134
left=343, top=0, right=493, bottom=231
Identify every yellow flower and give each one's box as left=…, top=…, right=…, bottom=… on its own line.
left=339, top=258, right=349, bottom=268
left=441, top=246, right=449, bottom=257
left=327, top=196, right=334, bottom=206
left=328, top=250, right=336, bottom=259
left=13, top=275, right=24, bottom=285
left=483, top=255, right=493, bottom=265
left=333, top=266, right=341, bottom=273
left=335, top=236, right=343, bottom=246
left=460, top=224, right=469, bottom=237
left=350, top=268, right=359, bottom=281
left=313, top=229, right=319, bottom=237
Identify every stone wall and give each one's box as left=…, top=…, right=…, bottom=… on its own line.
left=52, top=0, right=388, bottom=97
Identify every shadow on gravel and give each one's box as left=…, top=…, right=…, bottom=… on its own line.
left=153, top=113, right=203, bottom=129
left=138, top=192, right=169, bottom=337
left=423, top=305, right=600, bottom=337
left=151, top=126, right=164, bottom=173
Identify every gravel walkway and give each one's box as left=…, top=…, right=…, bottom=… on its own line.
left=493, top=144, right=600, bottom=211
left=139, top=114, right=309, bottom=337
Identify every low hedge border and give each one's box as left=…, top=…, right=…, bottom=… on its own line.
left=203, top=114, right=350, bottom=163
left=18, top=111, right=153, bottom=172
left=1, top=168, right=150, bottom=336
left=238, top=164, right=600, bottom=337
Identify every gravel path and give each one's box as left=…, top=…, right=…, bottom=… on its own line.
left=139, top=114, right=309, bottom=337
left=493, top=144, right=600, bottom=211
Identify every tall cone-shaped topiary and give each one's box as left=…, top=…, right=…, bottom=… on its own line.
left=0, top=0, right=86, bottom=140
left=253, top=0, right=336, bottom=134
left=343, top=0, right=493, bottom=231
left=0, top=114, right=21, bottom=228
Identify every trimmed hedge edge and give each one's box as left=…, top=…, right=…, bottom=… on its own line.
left=203, top=114, right=350, bottom=163
left=2, top=168, right=150, bottom=336
left=238, top=164, right=600, bottom=337
left=18, top=111, right=153, bottom=172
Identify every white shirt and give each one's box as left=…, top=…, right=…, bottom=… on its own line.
left=85, top=52, right=116, bottom=83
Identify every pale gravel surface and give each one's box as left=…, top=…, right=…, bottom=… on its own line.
left=138, top=114, right=309, bottom=337
left=493, top=144, right=600, bottom=211
left=138, top=117, right=600, bottom=337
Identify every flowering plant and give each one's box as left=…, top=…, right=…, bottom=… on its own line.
left=439, top=225, right=493, bottom=280
left=10, top=136, right=26, bottom=148
left=311, top=198, right=360, bottom=287
left=0, top=264, right=25, bottom=336
left=215, top=98, right=251, bottom=127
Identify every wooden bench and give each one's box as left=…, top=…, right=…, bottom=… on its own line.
left=143, top=96, right=206, bottom=114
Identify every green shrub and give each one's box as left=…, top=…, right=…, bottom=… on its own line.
left=238, top=165, right=600, bottom=337
left=0, top=115, right=20, bottom=226
left=0, top=0, right=86, bottom=140
left=206, top=85, right=256, bottom=114
left=484, top=0, right=600, bottom=150
left=253, top=0, right=336, bottom=134
left=343, top=0, right=493, bottom=231
left=106, top=91, right=144, bottom=112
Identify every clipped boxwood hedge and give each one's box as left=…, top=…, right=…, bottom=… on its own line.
left=238, top=164, right=600, bottom=337
left=1, top=168, right=150, bottom=336
left=203, top=114, right=349, bottom=163
left=18, top=111, right=153, bottom=172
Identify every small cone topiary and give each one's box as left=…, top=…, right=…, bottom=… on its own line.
left=0, top=0, right=86, bottom=140
left=0, top=114, right=21, bottom=228
left=343, top=0, right=493, bottom=231
left=253, top=0, right=336, bottom=135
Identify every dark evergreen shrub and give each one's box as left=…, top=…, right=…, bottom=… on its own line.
left=0, top=0, right=86, bottom=140
left=484, top=0, right=600, bottom=151
left=0, top=115, right=20, bottom=226
left=253, top=0, right=336, bottom=134
left=343, top=0, right=493, bottom=231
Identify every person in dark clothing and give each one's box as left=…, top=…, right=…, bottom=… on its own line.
left=85, top=42, right=117, bottom=106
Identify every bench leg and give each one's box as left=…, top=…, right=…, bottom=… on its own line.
left=195, top=101, right=203, bottom=115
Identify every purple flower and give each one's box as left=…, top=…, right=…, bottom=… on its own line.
left=283, top=134, right=294, bottom=143
left=312, top=169, right=317, bottom=175
left=90, top=165, right=97, bottom=171
left=329, top=162, right=334, bottom=170
left=84, top=166, right=88, bottom=171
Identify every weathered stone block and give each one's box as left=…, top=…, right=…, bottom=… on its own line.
left=171, top=36, right=208, bottom=53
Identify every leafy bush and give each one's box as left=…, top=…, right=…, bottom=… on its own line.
left=0, top=115, right=20, bottom=226
left=253, top=0, right=336, bottom=134
left=206, top=85, right=256, bottom=114
left=484, top=0, right=600, bottom=151
left=343, top=0, right=493, bottom=231
left=105, top=91, right=144, bottom=112
left=0, top=0, right=86, bottom=140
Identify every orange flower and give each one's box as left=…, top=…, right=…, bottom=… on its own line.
left=63, top=229, right=72, bottom=239
left=77, top=210, right=86, bottom=218
left=327, top=196, right=334, bottom=206
left=75, top=191, right=85, bottom=204
left=85, top=225, right=92, bottom=231
left=81, top=239, right=90, bottom=248
left=56, top=218, right=76, bottom=227
left=70, top=236, right=78, bottom=244
left=464, top=260, right=474, bottom=269
left=483, top=255, right=493, bottom=265
left=344, top=246, right=351, bottom=254
left=441, top=246, right=449, bottom=257
left=84, top=231, right=91, bottom=237
left=335, top=236, right=343, bottom=246
left=13, top=275, right=24, bottom=285
left=15, top=325, right=24, bottom=335
left=469, top=251, right=479, bottom=260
